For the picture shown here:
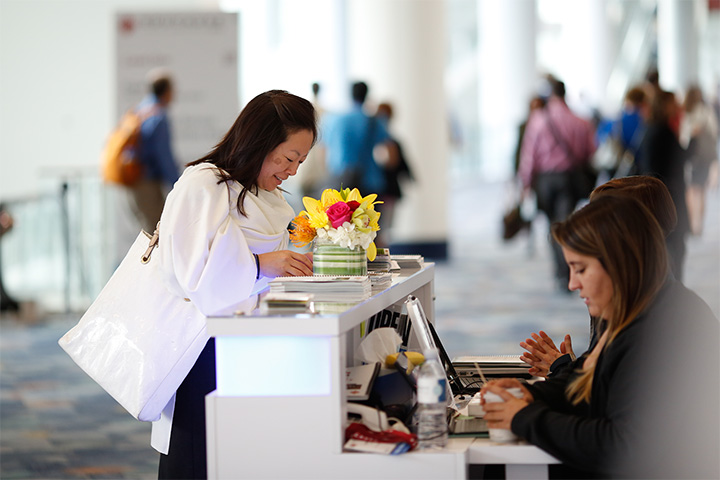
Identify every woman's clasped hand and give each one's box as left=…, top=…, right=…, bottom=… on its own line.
left=479, top=379, right=533, bottom=431
left=519, top=330, right=575, bottom=377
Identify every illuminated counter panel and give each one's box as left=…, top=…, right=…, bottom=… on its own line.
left=214, top=335, right=332, bottom=397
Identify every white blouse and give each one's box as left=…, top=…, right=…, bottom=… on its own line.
left=158, top=163, right=295, bottom=316
left=151, top=163, right=296, bottom=454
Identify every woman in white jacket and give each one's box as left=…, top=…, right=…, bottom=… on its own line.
left=154, top=90, right=316, bottom=479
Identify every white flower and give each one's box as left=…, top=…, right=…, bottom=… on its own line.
left=317, top=224, right=376, bottom=250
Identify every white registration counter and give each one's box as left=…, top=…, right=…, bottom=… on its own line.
left=205, top=264, right=558, bottom=479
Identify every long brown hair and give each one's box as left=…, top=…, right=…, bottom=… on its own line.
left=551, top=195, right=669, bottom=404
left=590, top=175, right=677, bottom=237
left=188, top=90, right=317, bottom=216
left=648, top=90, right=677, bottom=126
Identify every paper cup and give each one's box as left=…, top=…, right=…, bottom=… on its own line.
left=484, top=387, right=523, bottom=443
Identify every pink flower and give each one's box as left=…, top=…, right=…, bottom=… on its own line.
left=326, top=201, right=353, bottom=228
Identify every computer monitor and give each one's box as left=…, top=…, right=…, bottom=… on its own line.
left=404, top=295, right=438, bottom=354
left=404, top=295, right=475, bottom=396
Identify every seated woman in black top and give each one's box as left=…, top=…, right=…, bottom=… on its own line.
left=481, top=195, right=718, bottom=478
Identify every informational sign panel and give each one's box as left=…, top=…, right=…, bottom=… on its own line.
left=116, top=11, right=239, bottom=167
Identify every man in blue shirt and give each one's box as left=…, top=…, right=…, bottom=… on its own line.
left=129, top=73, right=180, bottom=233
left=322, top=82, right=390, bottom=195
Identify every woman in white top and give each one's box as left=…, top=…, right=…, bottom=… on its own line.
left=680, top=85, right=719, bottom=236
left=154, top=90, right=316, bottom=479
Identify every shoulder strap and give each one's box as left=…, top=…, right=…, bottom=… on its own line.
left=544, top=110, right=578, bottom=164
left=134, top=103, right=161, bottom=126
left=141, top=223, right=160, bottom=264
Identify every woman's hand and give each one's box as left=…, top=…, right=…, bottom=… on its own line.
left=257, top=251, right=313, bottom=278
left=479, top=378, right=533, bottom=404
left=559, top=334, right=575, bottom=358
left=480, top=381, right=532, bottom=430
left=519, top=331, right=574, bottom=377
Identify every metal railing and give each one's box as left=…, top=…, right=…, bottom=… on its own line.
left=1, top=175, right=126, bottom=313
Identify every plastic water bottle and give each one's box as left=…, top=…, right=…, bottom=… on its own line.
left=416, top=350, right=448, bottom=449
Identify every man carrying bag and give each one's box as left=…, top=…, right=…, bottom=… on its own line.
left=517, top=78, right=596, bottom=292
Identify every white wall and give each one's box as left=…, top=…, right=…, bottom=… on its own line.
left=0, top=0, right=217, bottom=201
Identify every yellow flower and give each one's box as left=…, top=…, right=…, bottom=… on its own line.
left=367, top=242, right=377, bottom=261
left=289, top=214, right=316, bottom=247
left=332, top=187, right=382, bottom=210
left=301, top=196, right=329, bottom=230
left=321, top=189, right=344, bottom=209
left=366, top=208, right=381, bottom=231
left=294, top=187, right=382, bottom=261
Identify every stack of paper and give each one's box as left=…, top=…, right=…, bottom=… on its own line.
left=368, top=271, right=392, bottom=291
left=391, top=254, right=424, bottom=269
left=313, top=302, right=360, bottom=314
left=269, top=275, right=372, bottom=302
left=259, top=292, right=315, bottom=314
left=368, top=248, right=392, bottom=273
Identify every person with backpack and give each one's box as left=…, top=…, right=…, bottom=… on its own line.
left=322, top=81, right=391, bottom=200
left=113, top=71, right=180, bottom=233
left=374, top=101, right=414, bottom=247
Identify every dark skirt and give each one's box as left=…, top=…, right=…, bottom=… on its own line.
left=158, top=338, right=216, bottom=480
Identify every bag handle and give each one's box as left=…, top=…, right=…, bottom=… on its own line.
left=141, top=222, right=160, bottom=264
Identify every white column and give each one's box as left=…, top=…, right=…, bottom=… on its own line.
left=477, top=0, right=537, bottom=181
left=657, top=0, right=700, bottom=93
left=316, top=0, right=349, bottom=112
left=347, top=0, right=449, bottom=253
left=561, top=0, right=612, bottom=116
left=231, top=0, right=347, bottom=107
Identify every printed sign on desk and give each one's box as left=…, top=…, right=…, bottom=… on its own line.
left=364, top=302, right=414, bottom=350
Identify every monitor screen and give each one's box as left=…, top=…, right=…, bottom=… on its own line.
left=404, top=294, right=470, bottom=396
left=404, top=295, right=438, bottom=355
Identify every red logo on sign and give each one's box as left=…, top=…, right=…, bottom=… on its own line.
left=119, top=17, right=134, bottom=33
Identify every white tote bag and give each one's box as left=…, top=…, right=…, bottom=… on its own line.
left=59, top=227, right=208, bottom=422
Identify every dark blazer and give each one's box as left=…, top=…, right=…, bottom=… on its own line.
left=511, top=278, right=719, bottom=478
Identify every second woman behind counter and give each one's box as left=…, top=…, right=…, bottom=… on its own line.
left=481, top=194, right=718, bottom=478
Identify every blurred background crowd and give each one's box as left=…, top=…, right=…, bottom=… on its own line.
left=1, top=0, right=718, bottom=317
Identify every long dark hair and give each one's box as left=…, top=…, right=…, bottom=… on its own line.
left=551, top=195, right=668, bottom=404
left=188, top=90, right=317, bottom=216
left=648, top=90, right=677, bottom=126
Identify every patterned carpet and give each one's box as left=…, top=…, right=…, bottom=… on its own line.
left=0, top=316, right=159, bottom=479
left=1, top=180, right=718, bottom=479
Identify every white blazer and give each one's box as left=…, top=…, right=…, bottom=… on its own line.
left=150, top=163, right=296, bottom=454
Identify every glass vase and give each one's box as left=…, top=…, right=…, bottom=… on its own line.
left=312, top=238, right=367, bottom=276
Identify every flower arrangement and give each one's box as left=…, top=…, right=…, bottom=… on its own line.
left=290, top=187, right=382, bottom=261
